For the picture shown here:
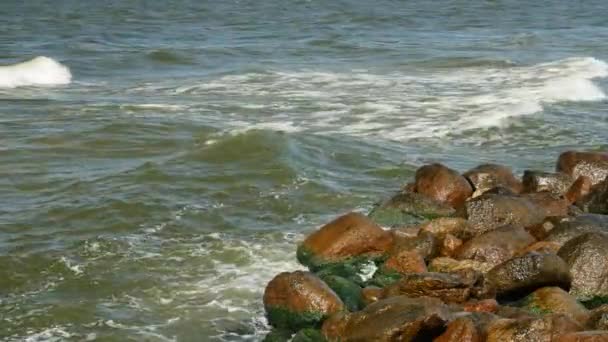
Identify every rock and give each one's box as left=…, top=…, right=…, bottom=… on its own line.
left=361, top=286, right=383, bottom=306
left=319, top=275, right=363, bottom=312
left=321, top=296, right=451, bottom=342
left=556, top=151, right=608, bottom=186
left=516, top=241, right=561, bottom=257
left=297, top=212, right=393, bottom=270
left=434, top=317, right=480, bottom=342
left=263, top=271, right=345, bottom=331
left=526, top=217, right=562, bottom=240
left=545, top=214, right=608, bottom=247
left=486, top=314, right=582, bottom=342
left=567, top=176, right=594, bottom=204
left=588, top=305, right=608, bottom=330
left=464, top=164, right=523, bottom=197
left=557, top=331, right=608, bottom=342
left=522, top=170, right=574, bottom=196
left=465, top=194, right=546, bottom=236
left=523, top=191, right=571, bottom=217
left=558, top=233, right=608, bottom=302
left=520, top=287, right=590, bottom=325
left=455, top=225, right=535, bottom=268
left=391, top=230, right=439, bottom=261
left=262, top=329, right=293, bottom=342
left=428, top=257, right=494, bottom=274
left=440, top=234, right=463, bottom=258
left=487, top=253, right=572, bottom=299
left=383, top=250, right=427, bottom=274
left=578, top=177, right=608, bottom=214
left=291, top=328, right=327, bottom=342
left=415, top=163, right=473, bottom=208
left=369, top=191, right=457, bottom=225
left=464, top=299, right=499, bottom=313
left=382, top=271, right=488, bottom=303
left=419, top=217, right=470, bottom=239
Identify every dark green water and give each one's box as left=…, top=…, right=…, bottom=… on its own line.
left=2, top=1, right=608, bottom=340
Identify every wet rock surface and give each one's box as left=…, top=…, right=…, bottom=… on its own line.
left=464, top=164, right=523, bottom=197
left=558, top=233, right=608, bottom=301
left=522, top=170, right=574, bottom=196
left=415, top=163, right=473, bottom=209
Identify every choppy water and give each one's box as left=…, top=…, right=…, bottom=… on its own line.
left=2, top=1, right=608, bottom=340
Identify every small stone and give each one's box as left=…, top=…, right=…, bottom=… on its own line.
left=416, top=163, right=473, bottom=209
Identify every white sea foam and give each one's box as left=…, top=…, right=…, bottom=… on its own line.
left=156, top=56, right=607, bottom=141
left=0, top=56, right=72, bottom=88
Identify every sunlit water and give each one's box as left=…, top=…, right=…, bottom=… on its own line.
left=1, top=1, right=608, bottom=340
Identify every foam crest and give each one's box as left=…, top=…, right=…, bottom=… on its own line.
left=163, top=57, right=607, bottom=142
left=0, top=56, right=72, bottom=88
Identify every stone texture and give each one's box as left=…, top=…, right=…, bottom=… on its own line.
left=521, top=287, right=590, bottom=325
left=383, top=250, right=427, bottom=274
left=415, top=163, right=473, bottom=209
left=522, top=170, right=574, bottom=196
left=486, top=314, right=582, bottom=342
left=434, top=317, right=480, bottom=342
left=558, top=233, right=608, bottom=301
left=465, top=194, right=546, bottom=236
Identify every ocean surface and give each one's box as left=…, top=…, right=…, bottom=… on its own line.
left=2, top=0, right=608, bottom=340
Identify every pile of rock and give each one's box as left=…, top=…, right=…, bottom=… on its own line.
left=262, top=150, right=608, bottom=341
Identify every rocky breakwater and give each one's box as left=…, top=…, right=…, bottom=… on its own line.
left=262, top=150, right=608, bottom=341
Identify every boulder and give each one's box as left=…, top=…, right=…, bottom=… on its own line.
left=419, top=217, right=470, bottom=239
left=487, top=253, right=571, bottom=299
left=440, top=234, right=464, bottom=258
left=587, top=305, right=608, bottom=330
left=415, top=163, right=473, bottom=208
left=455, top=225, right=535, bottom=268
left=577, top=177, right=608, bottom=214
left=360, top=286, right=383, bottom=306
left=428, top=257, right=494, bottom=274
left=557, top=331, right=608, bottom=342
left=558, top=233, right=608, bottom=302
left=545, top=214, right=608, bottom=247
left=567, top=176, right=594, bottom=204
left=321, top=296, right=451, bottom=342
left=464, top=164, right=522, bottom=197
left=382, top=250, right=427, bottom=274
left=391, top=230, right=439, bottom=261
left=465, top=194, right=546, bottom=236
left=368, top=191, right=456, bottom=225
left=556, top=151, right=608, bottom=186
left=291, top=328, right=327, bottom=342
left=522, top=170, right=574, bottom=196
left=523, top=191, right=571, bottom=217
left=434, top=317, right=480, bottom=342
left=263, top=271, right=344, bottom=331
left=318, top=275, right=363, bottom=312
left=297, top=212, right=393, bottom=270
left=486, top=314, right=582, bottom=342
left=382, top=271, right=490, bottom=303
left=520, top=287, right=590, bottom=325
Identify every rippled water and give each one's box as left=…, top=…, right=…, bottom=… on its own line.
left=2, top=1, right=608, bottom=340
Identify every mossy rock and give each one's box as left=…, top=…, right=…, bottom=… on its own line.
left=266, top=306, right=327, bottom=332
left=366, top=267, right=403, bottom=288
left=319, top=275, right=364, bottom=311
left=581, top=296, right=608, bottom=310
left=368, top=191, right=456, bottom=226
left=297, top=246, right=386, bottom=275
left=262, top=329, right=293, bottom=342
left=368, top=205, right=423, bottom=227
left=292, top=328, right=327, bottom=342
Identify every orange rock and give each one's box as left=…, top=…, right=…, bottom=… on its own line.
left=557, top=331, right=608, bottom=342
left=556, top=151, right=608, bottom=186
left=415, top=163, right=473, bottom=209
left=516, top=241, right=561, bottom=256
left=383, top=250, right=427, bottom=274
left=440, top=234, right=463, bottom=258
left=566, top=176, right=593, bottom=204
left=361, top=286, right=383, bottom=306
left=464, top=299, right=499, bottom=313
left=434, top=317, right=480, bottom=342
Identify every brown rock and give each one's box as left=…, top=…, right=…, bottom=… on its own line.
left=522, top=287, right=590, bottom=325
left=297, top=212, right=393, bottom=268
left=441, top=234, right=463, bottom=258
left=558, top=233, right=608, bottom=301
left=523, top=191, right=571, bottom=217
left=382, top=271, right=486, bottom=303
left=415, top=163, right=473, bottom=208
left=464, top=164, right=523, bottom=197
left=487, top=253, right=572, bottom=299
left=428, top=257, right=494, bottom=274
left=434, top=317, right=480, bottom=342
left=361, top=286, right=383, bottom=306
left=321, top=296, right=451, bottom=342
left=464, top=299, right=499, bottom=313
left=455, top=225, right=536, bottom=268
left=577, top=177, right=608, bottom=214
left=383, top=250, right=427, bottom=274
left=486, top=314, right=582, bottom=342
left=526, top=217, right=562, bottom=241
left=522, top=170, right=574, bottom=196
left=545, top=214, right=608, bottom=247
left=263, top=271, right=344, bottom=330
left=567, top=176, right=594, bottom=204
left=557, top=151, right=608, bottom=186
left=391, top=230, right=439, bottom=261
left=516, top=241, right=561, bottom=257
left=588, top=305, right=608, bottom=330
left=419, top=217, right=470, bottom=239
left=557, top=331, right=608, bottom=342
left=465, top=194, right=546, bottom=236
